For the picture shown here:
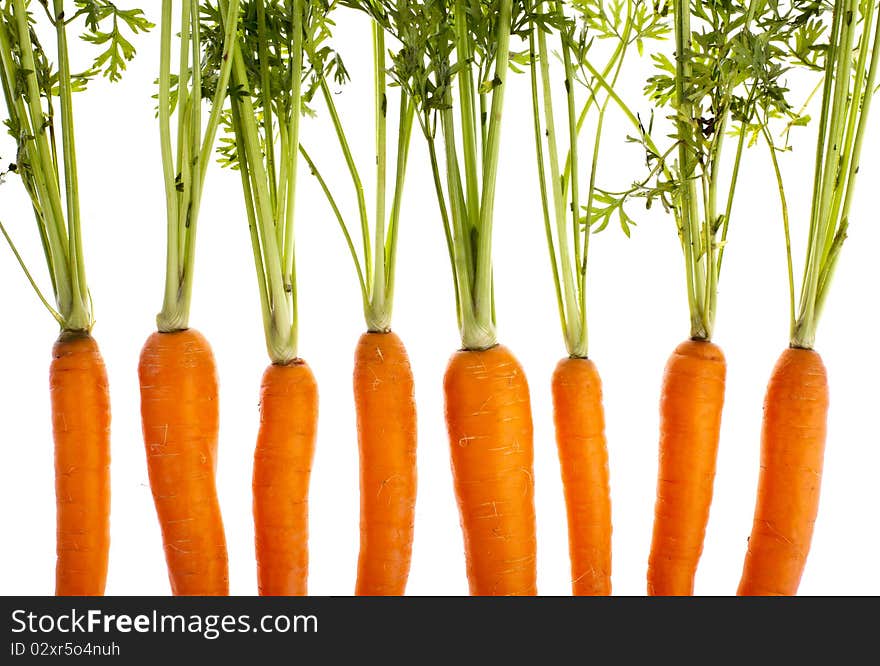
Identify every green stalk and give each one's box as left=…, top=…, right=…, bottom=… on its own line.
left=0, top=16, right=61, bottom=302
left=378, top=94, right=415, bottom=330
left=157, top=0, right=181, bottom=329
left=425, top=128, right=463, bottom=328
left=537, top=21, right=580, bottom=352
left=528, top=17, right=567, bottom=347
left=283, top=0, right=303, bottom=287
left=470, top=0, right=512, bottom=347
left=12, top=0, right=74, bottom=323
left=300, top=144, right=370, bottom=309
left=52, top=0, right=90, bottom=331
left=370, top=22, right=388, bottom=329
left=0, top=217, right=63, bottom=325
left=441, top=104, right=483, bottom=347
left=762, top=124, right=796, bottom=335
left=179, top=1, right=202, bottom=319
left=801, top=0, right=880, bottom=342
left=793, top=0, right=858, bottom=348
left=673, top=0, right=707, bottom=340
left=320, top=78, right=373, bottom=289
left=715, top=102, right=750, bottom=273
left=174, top=0, right=192, bottom=275
left=454, top=0, right=481, bottom=231
left=158, top=0, right=240, bottom=332
left=230, top=101, right=274, bottom=353
left=256, top=0, right=278, bottom=221
left=558, top=3, right=581, bottom=275
left=230, top=36, right=296, bottom=363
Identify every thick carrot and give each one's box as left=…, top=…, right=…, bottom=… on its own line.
left=648, top=339, right=726, bottom=596
left=353, top=331, right=417, bottom=596
left=51, top=332, right=111, bottom=596
left=443, top=344, right=536, bottom=596
left=738, top=348, right=828, bottom=596
left=138, top=328, right=228, bottom=596
left=253, top=360, right=318, bottom=596
left=552, top=357, right=611, bottom=596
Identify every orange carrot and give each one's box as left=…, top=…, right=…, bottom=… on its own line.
left=51, top=332, right=111, bottom=596
left=138, top=329, right=228, bottom=595
left=648, top=339, right=726, bottom=596
left=443, top=344, right=536, bottom=596
left=353, top=331, right=417, bottom=596
left=738, top=348, right=828, bottom=596
left=552, top=357, right=611, bottom=595
left=253, top=360, right=318, bottom=596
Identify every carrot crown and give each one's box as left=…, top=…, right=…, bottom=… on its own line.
left=353, top=0, right=515, bottom=351
left=301, top=4, right=415, bottom=334
left=155, top=0, right=240, bottom=333
left=0, top=0, right=152, bottom=333
left=786, top=0, right=880, bottom=349
left=577, top=0, right=829, bottom=342
left=203, top=0, right=329, bottom=363
left=526, top=0, right=667, bottom=358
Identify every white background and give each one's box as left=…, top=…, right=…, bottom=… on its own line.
left=1, top=7, right=878, bottom=596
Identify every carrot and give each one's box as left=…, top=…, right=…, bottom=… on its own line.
left=354, top=332, right=417, bottom=596
left=298, top=8, right=418, bottom=595
left=137, top=0, right=238, bottom=595
left=0, top=4, right=151, bottom=596
left=551, top=358, right=611, bottom=595
left=51, top=332, right=111, bottom=596
left=253, top=360, right=318, bottom=596
left=648, top=339, right=726, bottom=596
left=737, top=348, right=828, bottom=596
left=202, top=3, right=327, bottom=595
left=523, top=0, right=659, bottom=596
left=444, top=345, right=536, bottom=596
left=735, top=0, right=879, bottom=595
left=138, top=329, right=228, bottom=595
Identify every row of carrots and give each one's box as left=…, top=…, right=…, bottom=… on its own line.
left=2, top=0, right=877, bottom=596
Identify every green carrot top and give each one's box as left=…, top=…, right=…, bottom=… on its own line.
left=155, top=0, right=240, bottom=333
left=0, top=0, right=151, bottom=333
left=202, top=0, right=336, bottom=363
left=526, top=0, right=668, bottom=358
left=781, top=0, right=880, bottom=349
left=589, top=0, right=827, bottom=342
left=300, top=2, right=415, bottom=334
left=348, top=0, right=520, bottom=351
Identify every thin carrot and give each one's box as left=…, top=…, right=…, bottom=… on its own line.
left=354, top=332, right=417, bottom=596
left=51, top=332, right=111, bottom=596
left=738, top=0, right=879, bottom=595
left=138, top=329, right=228, bottom=595
left=551, top=358, right=611, bottom=595
left=253, top=361, right=318, bottom=596
left=525, top=0, right=660, bottom=595
left=738, top=349, right=828, bottom=596
left=444, top=345, right=536, bottom=596
left=301, top=9, right=417, bottom=595
left=648, top=339, right=726, bottom=596
left=0, top=4, right=149, bottom=596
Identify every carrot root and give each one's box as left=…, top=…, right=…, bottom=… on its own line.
left=444, top=344, right=536, bottom=596
left=253, top=359, right=318, bottom=596
left=354, top=331, right=417, bottom=596
left=552, top=357, right=612, bottom=596
left=138, top=328, right=228, bottom=596
left=648, top=339, right=726, bottom=596
left=738, top=347, right=828, bottom=596
left=52, top=332, right=111, bottom=596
